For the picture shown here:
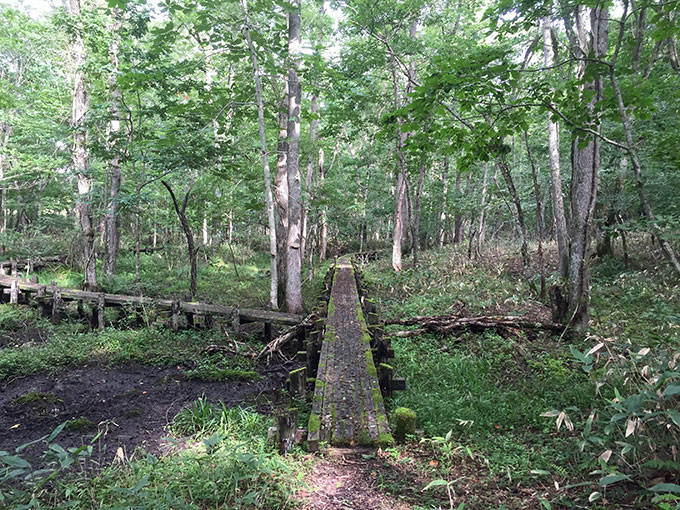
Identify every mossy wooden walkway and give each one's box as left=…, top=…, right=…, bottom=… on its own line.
left=307, top=256, right=392, bottom=449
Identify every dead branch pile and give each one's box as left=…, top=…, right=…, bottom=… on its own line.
left=385, top=314, right=562, bottom=338
left=256, top=313, right=317, bottom=364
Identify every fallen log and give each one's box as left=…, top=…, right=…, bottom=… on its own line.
left=387, top=314, right=562, bottom=338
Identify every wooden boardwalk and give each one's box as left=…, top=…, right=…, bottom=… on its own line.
left=307, top=256, right=392, bottom=449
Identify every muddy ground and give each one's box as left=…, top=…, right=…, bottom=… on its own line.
left=0, top=363, right=289, bottom=465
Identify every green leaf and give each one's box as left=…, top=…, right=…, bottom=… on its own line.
left=668, top=410, right=680, bottom=427
left=648, top=483, right=680, bottom=494
left=662, top=384, right=680, bottom=398
left=599, top=473, right=630, bottom=486
left=1, top=455, right=30, bottom=469
left=424, top=479, right=449, bottom=490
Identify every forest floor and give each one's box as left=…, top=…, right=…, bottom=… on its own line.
left=0, top=241, right=678, bottom=509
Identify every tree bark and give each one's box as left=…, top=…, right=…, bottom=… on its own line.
left=608, top=16, right=680, bottom=275
left=104, top=8, right=123, bottom=277
left=410, top=161, right=427, bottom=269
left=542, top=16, right=569, bottom=280
left=242, top=0, right=278, bottom=310
left=475, top=162, right=489, bottom=257
left=565, top=5, right=608, bottom=333
left=497, top=155, right=529, bottom=271
left=161, top=181, right=197, bottom=299
left=69, top=0, right=96, bottom=291
left=439, top=157, right=449, bottom=247
left=0, top=121, right=10, bottom=252
left=453, top=169, right=464, bottom=243
left=525, top=132, right=546, bottom=298
left=275, top=77, right=289, bottom=300
left=285, top=0, right=303, bottom=314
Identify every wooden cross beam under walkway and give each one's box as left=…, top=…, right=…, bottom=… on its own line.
left=307, top=256, right=394, bottom=450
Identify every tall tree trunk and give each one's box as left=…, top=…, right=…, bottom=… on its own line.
left=439, top=157, right=449, bottom=247
left=70, top=0, right=96, bottom=291
left=497, top=155, right=529, bottom=271
left=525, top=132, right=546, bottom=298
left=565, top=5, right=608, bottom=333
left=411, top=161, right=427, bottom=269
left=0, top=121, right=10, bottom=253
left=104, top=8, right=122, bottom=277
left=390, top=56, right=408, bottom=272
left=161, top=181, right=197, bottom=299
left=453, top=169, right=464, bottom=243
left=475, top=162, right=489, bottom=256
left=285, top=0, right=303, bottom=313
left=319, top=146, right=327, bottom=260
left=243, top=0, right=278, bottom=310
left=543, top=16, right=569, bottom=279
left=301, top=96, right=319, bottom=259
left=608, top=15, right=680, bottom=275
left=275, top=76, right=289, bottom=301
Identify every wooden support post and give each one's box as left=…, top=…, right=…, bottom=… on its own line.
left=97, top=293, right=105, bottom=331
left=296, top=327, right=306, bottom=351
left=171, top=301, right=181, bottom=331
left=277, top=408, right=298, bottom=455
left=10, top=279, right=19, bottom=304
left=204, top=314, right=214, bottom=330
left=51, top=285, right=62, bottom=324
left=10, top=259, right=17, bottom=277
left=27, top=259, right=33, bottom=278
left=288, top=367, right=307, bottom=398
left=186, top=312, right=194, bottom=328
left=264, top=322, right=272, bottom=343
left=31, top=275, right=38, bottom=284
left=232, top=310, right=241, bottom=339
left=378, top=363, right=394, bottom=399
left=0, top=263, right=5, bottom=275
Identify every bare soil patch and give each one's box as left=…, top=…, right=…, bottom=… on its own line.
left=0, top=363, right=286, bottom=464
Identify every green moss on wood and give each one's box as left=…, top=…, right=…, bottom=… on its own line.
left=393, top=407, right=417, bottom=443
left=308, top=414, right=321, bottom=433
left=378, top=433, right=395, bottom=448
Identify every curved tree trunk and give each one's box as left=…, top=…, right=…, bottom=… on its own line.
left=161, top=181, right=197, bottom=299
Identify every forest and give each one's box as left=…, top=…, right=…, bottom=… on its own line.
left=0, top=0, right=679, bottom=507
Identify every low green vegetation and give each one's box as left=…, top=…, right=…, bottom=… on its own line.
left=11, top=392, right=63, bottom=405
left=364, top=243, right=680, bottom=508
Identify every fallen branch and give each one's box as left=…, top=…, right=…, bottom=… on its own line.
left=256, top=313, right=317, bottom=364
left=387, top=314, right=561, bottom=338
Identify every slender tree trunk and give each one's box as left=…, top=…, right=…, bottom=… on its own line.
left=161, top=181, right=197, bottom=299
left=70, top=0, right=96, bottom=291
left=439, top=157, right=449, bottom=247
left=453, top=170, right=464, bottom=243
left=319, top=147, right=327, bottom=260
left=390, top=57, right=408, bottom=272
left=475, top=162, right=489, bottom=256
left=243, top=0, right=278, bottom=310
left=0, top=122, right=10, bottom=253
left=285, top=0, right=303, bottom=313
left=411, top=161, right=427, bottom=269
left=497, top=155, right=529, bottom=270
left=609, top=54, right=680, bottom=275
left=543, top=16, right=569, bottom=279
left=104, top=9, right=122, bottom=277
left=525, top=132, right=546, bottom=298
left=301, top=96, right=319, bottom=259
